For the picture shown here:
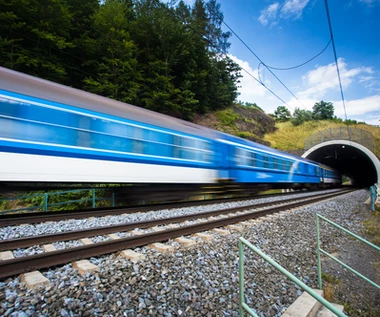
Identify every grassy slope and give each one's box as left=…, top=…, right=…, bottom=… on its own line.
left=264, top=121, right=380, bottom=158
left=193, top=105, right=277, bottom=146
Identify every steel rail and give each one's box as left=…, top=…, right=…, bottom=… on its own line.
left=0, top=189, right=354, bottom=279
left=0, top=191, right=303, bottom=227
left=0, top=189, right=351, bottom=251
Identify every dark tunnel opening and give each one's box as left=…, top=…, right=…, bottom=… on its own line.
left=304, top=143, right=378, bottom=186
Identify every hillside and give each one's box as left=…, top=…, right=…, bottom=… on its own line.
left=193, top=105, right=277, bottom=146
left=264, top=121, right=380, bottom=158
left=194, top=107, right=380, bottom=158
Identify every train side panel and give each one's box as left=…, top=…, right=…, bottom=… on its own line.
left=216, top=136, right=321, bottom=185
left=0, top=67, right=341, bottom=188
left=0, top=90, right=218, bottom=184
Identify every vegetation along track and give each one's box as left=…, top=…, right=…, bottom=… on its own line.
left=0, top=189, right=354, bottom=279
left=0, top=191, right=301, bottom=227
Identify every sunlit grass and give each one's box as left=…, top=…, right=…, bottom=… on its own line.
left=363, top=210, right=380, bottom=246
left=264, top=121, right=380, bottom=157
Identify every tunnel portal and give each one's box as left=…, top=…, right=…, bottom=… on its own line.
left=302, top=140, right=380, bottom=186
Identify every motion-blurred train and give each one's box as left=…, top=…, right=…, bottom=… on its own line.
left=0, top=67, right=341, bottom=192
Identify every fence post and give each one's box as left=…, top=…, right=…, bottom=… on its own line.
left=316, top=214, right=322, bottom=289
left=370, top=184, right=378, bottom=212
left=43, top=193, right=48, bottom=212
left=239, top=240, right=245, bottom=317
left=92, top=189, right=96, bottom=208
left=112, top=192, right=115, bottom=207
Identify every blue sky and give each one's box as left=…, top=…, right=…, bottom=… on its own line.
left=182, top=0, right=380, bottom=125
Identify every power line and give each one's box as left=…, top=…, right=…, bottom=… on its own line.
left=323, top=0, right=350, bottom=140
left=261, top=39, right=332, bottom=71
left=204, top=7, right=335, bottom=140
left=158, top=0, right=305, bottom=147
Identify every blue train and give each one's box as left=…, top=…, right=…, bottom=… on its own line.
left=0, top=67, right=341, bottom=190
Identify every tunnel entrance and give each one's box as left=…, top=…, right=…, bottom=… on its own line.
left=302, top=140, right=380, bottom=186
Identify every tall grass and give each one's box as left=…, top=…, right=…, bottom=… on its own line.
left=264, top=121, right=380, bottom=157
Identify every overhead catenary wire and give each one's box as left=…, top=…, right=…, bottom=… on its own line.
left=204, top=5, right=335, bottom=141
left=161, top=1, right=325, bottom=135
left=261, top=39, right=332, bottom=71
left=155, top=1, right=313, bottom=148
left=323, top=0, right=351, bottom=140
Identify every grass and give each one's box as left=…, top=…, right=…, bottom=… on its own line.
left=322, top=272, right=341, bottom=285
left=363, top=210, right=380, bottom=246
left=264, top=121, right=380, bottom=157
left=321, top=272, right=341, bottom=302
left=344, top=303, right=380, bottom=317
left=259, top=189, right=283, bottom=195
left=215, top=108, right=239, bottom=126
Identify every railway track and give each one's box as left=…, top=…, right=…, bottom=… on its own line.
left=0, top=191, right=302, bottom=227
left=0, top=188, right=354, bottom=279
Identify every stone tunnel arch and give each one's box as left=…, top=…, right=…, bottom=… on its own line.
left=302, top=140, right=380, bottom=186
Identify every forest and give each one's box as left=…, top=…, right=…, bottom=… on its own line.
left=0, top=0, right=242, bottom=120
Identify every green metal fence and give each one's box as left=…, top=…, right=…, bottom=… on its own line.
left=0, top=188, right=115, bottom=214
left=316, top=213, right=380, bottom=290
left=238, top=237, right=347, bottom=317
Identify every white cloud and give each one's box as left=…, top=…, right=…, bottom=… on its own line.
left=230, top=55, right=380, bottom=122
left=298, top=58, right=373, bottom=99
left=359, top=76, right=375, bottom=83
left=258, top=0, right=310, bottom=26
left=228, top=54, right=270, bottom=99
left=358, top=75, right=380, bottom=92
left=360, top=117, right=380, bottom=126
left=258, top=3, right=280, bottom=26
left=281, top=0, right=310, bottom=19
left=335, top=95, right=380, bottom=117
left=359, top=0, right=380, bottom=6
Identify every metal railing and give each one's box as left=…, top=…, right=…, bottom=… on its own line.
left=0, top=188, right=115, bottom=214
left=238, top=237, right=346, bottom=317
left=316, top=214, right=380, bottom=290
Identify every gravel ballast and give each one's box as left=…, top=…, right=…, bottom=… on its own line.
left=0, top=189, right=378, bottom=317
left=0, top=189, right=341, bottom=241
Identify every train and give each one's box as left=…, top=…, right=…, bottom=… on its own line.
left=0, top=66, right=341, bottom=193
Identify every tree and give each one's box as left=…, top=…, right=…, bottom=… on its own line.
left=0, top=0, right=241, bottom=120
left=244, top=102, right=264, bottom=112
left=291, top=108, right=313, bottom=126
left=274, top=105, right=291, bottom=122
left=312, top=100, right=334, bottom=120
left=0, top=0, right=74, bottom=83
left=83, top=0, right=140, bottom=103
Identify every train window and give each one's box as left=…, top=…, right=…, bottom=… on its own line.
left=0, top=97, right=21, bottom=117
left=169, top=136, right=210, bottom=162
left=263, top=155, right=268, bottom=168
left=173, top=135, right=181, bottom=158
left=273, top=158, right=278, bottom=169
left=241, top=150, right=249, bottom=166
left=236, top=148, right=245, bottom=165
left=0, top=95, right=215, bottom=163
left=117, top=122, right=130, bottom=138
left=77, top=130, right=92, bottom=147
left=132, top=140, right=144, bottom=154
left=250, top=152, right=256, bottom=167
left=182, top=137, right=196, bottom=149
left=254, top=154, right=261, bottom=167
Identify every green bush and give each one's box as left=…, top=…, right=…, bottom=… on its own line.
left=216, top=109, right=239, bottom=126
